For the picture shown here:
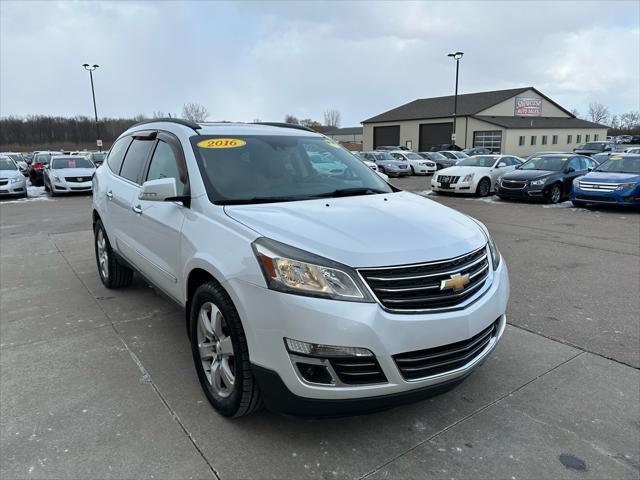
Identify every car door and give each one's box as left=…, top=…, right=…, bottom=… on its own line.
left=106, top=133, right=156, bottom=266
left=563, top=157, right=588, bottom=194
left=127, top=132, right=189, bottom=301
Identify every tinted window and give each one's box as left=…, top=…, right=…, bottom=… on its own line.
left=107, top=137, right=132, bottom=173
left=120, top=139, right=154, bottom=184
left=521, top=156, right=568, bottom=171
left=146, top=140, right=185, bottom=196
left=51, top=157, right=94, bottom=169
left=191, top=135, right=390, bottom=203
left=0, top=157, right=17, bottom=170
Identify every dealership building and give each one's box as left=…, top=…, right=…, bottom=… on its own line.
left=362, top=87, right=608, bottom=155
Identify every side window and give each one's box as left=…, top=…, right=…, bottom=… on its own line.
left=107, top=136, right=132, bottom=174
left=146, top=140, right=185, bottom=195
left=391, top=153, right=403, bottom=160
left=567, top=158, right=581, bottom=171
left=364, top=154, right=374, bottom=161
left=119, top=139, right=154, bottom=184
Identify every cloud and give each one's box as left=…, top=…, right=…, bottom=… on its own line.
left=1, top=0, right=638, bottom=126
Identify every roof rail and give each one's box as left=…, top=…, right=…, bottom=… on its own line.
left=253, top=122, right=316, bottom=133
left=130, top=118, right=202, bottom=132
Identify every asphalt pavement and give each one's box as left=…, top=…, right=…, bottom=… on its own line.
left=1, top=182, right=638, bottom=480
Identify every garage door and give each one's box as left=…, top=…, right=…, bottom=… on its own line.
left=373, top=126, right=400, bottom=149
left=419, top=123, right=453, bottom=151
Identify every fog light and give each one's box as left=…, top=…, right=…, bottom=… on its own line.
left=285, top=338, right=373, bottom=357
left=296, top=362, right=333, bottom=384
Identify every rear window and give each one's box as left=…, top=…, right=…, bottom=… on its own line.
left=191, top=135, right=391, bottom=204
left=107, top=137, right=132, bottom=174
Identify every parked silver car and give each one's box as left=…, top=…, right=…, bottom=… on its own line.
left=0, top=155, right=28, bottom=198
left=44, top=156, right=96, bottom=196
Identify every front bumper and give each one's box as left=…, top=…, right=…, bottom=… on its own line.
left=0, top=179, right=27, bottom=196
left=431, top=178, right=474, bottom=193
left=496, top=184, right=546, bottom=200
left=51, top=180, right=93, bottom=193
left=413, top=165, right=437, bottom=175
left=571, top=188, right=640, bottom=206
left=385, top=168, right=410, bottom=177
left=225, top=259, right=509, bottom=409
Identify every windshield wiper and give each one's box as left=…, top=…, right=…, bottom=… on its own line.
left=311, top=188, right=389, bottom=198
left=217, top=195, right=303, bottom=205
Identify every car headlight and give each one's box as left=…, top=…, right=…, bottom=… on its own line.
left=572, top=177, right=581, bottom=187
left=52, top=174, right=61, bottom=182
left=468, top=218, right=500, bottom=270
left=616, top=182, right=637, bottom=190
left=462, top=173, right=474, bottom=182
left=496, top=177, right=503, bottom=185
left=419, top=162, right=428, bottom=166
left=10, top=175, right=23, bottom=183
left=252, top=237, right=373, bottom=302
left=530, top=178, right=546, bottom=186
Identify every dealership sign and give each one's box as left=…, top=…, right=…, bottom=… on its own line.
left=515, top=97, right=542, bottom=116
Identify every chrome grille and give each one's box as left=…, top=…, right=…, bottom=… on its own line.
left=394, top=319, right=500, bottom=380
left=65, top=176, right=93, bottom=183
left=0, top=179, right=8, bottom=186
left=578, top=181, right=619, bottom=192
left=358, top=245, right=490, bottom=312
left=501, top=179, right=526, bottom=189
left=437, top=175, right=460, bottom=184
left=328, top=357, right=386, bottom=385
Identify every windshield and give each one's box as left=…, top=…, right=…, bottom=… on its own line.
left=91, top=152, right=106, bottom=161
left=521, top=156, right=568, bottom=171
left=596, top=156, right=640, bottom=174
left=0, top=157, right=17, bottom=170
left=583, top=143, right=605, bottom=150
left=51, top=157, right=94, bottom=169
left=35, top=153, right=51, bottom=164
left=373, top=152, right=395, bottom=161
left=404, top=152, right=422, bottom=160
left=457, top=156, right=497, bottom=167
left=191, top=135, right=392, bottom=204
left=7, top=154, right=22, bottom=162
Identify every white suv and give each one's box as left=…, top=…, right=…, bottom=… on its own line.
left=92, top=120, right=509, bottom=417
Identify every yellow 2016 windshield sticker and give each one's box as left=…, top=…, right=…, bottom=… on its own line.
left=324, top=138, right=341, bottom=148
left=610, top=156, right=622, bottom=160
left=197, top=138, right=246, bottom=149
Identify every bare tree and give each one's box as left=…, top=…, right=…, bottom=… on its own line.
left=284, top=114, right=299, bottom=124
left=609, top=114, right=620, bottom=130
left=152, top=111, right=166, bottom=119
left=570, top=108, right=580, bottom=118
left=299, top=118, right=322, bottom=129
left=619, top=111, right=640, bottom=131
left=252, top=118, right=262, bottom=123
left=587, top=102, right=610, bottom=124
left=182, top=103, right=209, bottom=122
left=323, top=109, right=341, bottom=128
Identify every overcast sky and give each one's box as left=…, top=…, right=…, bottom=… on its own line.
left=1, top=1, right=638, bottom=126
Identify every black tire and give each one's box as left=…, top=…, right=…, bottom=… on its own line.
left=410, top=166, right=415, bottom=175
left=44, top=179, right=50, bottom=192
left=572, top=200, right=587, bottom=208
left=476, top=177, right=491, bottom=197
left=547, top=184, right=562, bottom=204
left=190, top=281, right=263, bottom=417
left=94, top=220, right=134, bottom=288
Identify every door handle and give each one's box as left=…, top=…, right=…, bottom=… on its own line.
left=132, top=205, right=143, bottom=214
left=106, top=190, right=113, bottom=199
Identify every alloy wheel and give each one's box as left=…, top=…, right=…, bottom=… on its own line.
left=96, top=229, right=109, bottom=280
left=197, top=302, right=235, bottom=398
left=550, top=185, right=561, bottom=203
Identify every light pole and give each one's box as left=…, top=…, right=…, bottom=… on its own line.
left=447, top=52, right=463, bottom=147
left=82, top=64, right=101, bottom=151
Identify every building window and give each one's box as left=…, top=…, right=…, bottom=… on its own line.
left=594, top=134, right=599, bottom=141
left=577, top=134, right=582, bottom=143
left=473, top=130, right=502, bottom=153
left=518, top=135, right=525, bottom=146
left=585, top=134, right=590, bottom=142
left=542, top=135, right=548, bottom=145
left=405, top=140, right=412, bottom=150
left=552, top=135, right=558, bottom=145
left=531, top=136, right=537, bottom=146
left=567, top=135, right=572, bottom=144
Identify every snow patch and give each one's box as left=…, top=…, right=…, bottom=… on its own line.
left=542, top=201, right=573, bottom=209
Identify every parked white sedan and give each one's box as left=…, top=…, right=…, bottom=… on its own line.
left=431, top=155, right=524, bottom=196
left=44, top=155, right=96, bottom=196
left=389, top=151, right=437, bottom=175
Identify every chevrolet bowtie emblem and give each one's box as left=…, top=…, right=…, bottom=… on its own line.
left=440, top=273, right=470, bottom=292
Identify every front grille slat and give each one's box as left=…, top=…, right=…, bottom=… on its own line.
left=393, top=319, right=500, bottom=380
left=64, top=176, right=93, bottom=183
left=328, top=356, right=386, bottom=385
left=359, top=246, right=490, bottom=311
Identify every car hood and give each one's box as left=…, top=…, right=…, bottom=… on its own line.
left=581, top=172, right=640, bottom=183
left=0, top=169, right=22, bottom=179
left=502, top=169, right=556, bottom=181
left=53, top=168, right=95, bottom=177
left=379, top=160, right=406, bottom=167
left=437, top=166, right=491, bottom=176
left=224, top=191, right=486, bottom=268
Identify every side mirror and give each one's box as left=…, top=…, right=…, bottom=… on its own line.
left=139, top=178, right=177, bottom=202
left=497, top=162, right=507, bottom=168
left=587, top=166, right=594, bottom=172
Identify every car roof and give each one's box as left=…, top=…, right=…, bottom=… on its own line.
left=124, top=120, right=322, bottom=139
